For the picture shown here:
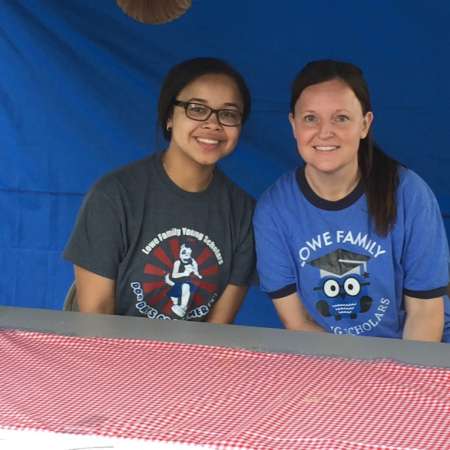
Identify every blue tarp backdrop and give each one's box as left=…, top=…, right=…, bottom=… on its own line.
left=1, top=0, right=449, bottom=328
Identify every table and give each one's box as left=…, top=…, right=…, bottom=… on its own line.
left=1, top=306, right=449, bottom=449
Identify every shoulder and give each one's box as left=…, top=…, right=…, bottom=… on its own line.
left=397, top=167, right=439, bottom=208
left=90, top=154, right=156, bottom=198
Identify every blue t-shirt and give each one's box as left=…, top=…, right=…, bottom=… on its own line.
left=254, top=167, right=449, bottom=339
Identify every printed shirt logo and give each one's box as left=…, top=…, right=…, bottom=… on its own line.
left=309, top=248, right=372, bottom=321
left=165, top=243, right=204, bottom=318
left=132, top=227, right=223, bottom=320
left=298, top=230, right=391, bottom=336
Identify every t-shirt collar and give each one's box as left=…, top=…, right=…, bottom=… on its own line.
left=296, top=166, right=364, bottom=211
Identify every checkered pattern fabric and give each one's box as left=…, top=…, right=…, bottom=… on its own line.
left=0, top=329, right=449, bottom=449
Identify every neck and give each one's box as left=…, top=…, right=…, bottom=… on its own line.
left=162, top=148, right=214, bottom=193
left=305, top=165, right=360, bottom=201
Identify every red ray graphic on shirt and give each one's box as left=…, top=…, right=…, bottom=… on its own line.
left=200, top=265, right=219, bottom=277
left=192, top=291, right=207, bottom=306
left=153, top=247, right=173, bottom=268
left=143, top=281, right=166, bottom=292
left=144, top=264, right=166, bottom=276
left=196, top=247, right=214, bottom=266
left=162, top=301, right=172, bottom=315
left=140, top=235, right=221, bottom=318
left=192, top=279, right=217, bottom=294
left=168, top=238, right=180, bottom=259
left=146, top=286, right=170, bottom=305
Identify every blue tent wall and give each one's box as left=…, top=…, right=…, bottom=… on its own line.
left=1, top=0, right=449, bottom=328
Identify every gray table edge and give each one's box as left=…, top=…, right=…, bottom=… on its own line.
left=1, top=306, right=449, bottom=368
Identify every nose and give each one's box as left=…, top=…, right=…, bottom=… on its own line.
left=202, top=111, right=222, bottom=129
left=317, top=121, right=334, bottom=139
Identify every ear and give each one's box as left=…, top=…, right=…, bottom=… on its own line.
left=360, top=111, right=374, bottom=139
left=288, top=112, right=297, bottom=139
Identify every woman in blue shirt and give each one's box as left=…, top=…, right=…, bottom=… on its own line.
left=254, top=60, right=449, bottom=341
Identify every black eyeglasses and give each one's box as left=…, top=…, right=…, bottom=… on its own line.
left=174, top=100, right=242, bottom=127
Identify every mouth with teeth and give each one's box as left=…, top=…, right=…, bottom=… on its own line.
left=196, top=137, right=220, bottom=145
left=313, top=145, right=340, bottom=152
left=195, top=137, right=223, bottom=151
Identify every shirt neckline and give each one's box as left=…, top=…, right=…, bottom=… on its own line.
left=296, top=166, right=364, bottom=211
left=153, top=151, right=220, bottom=200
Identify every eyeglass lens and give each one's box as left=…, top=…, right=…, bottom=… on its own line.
left=185, top=102, right=241, bottom=126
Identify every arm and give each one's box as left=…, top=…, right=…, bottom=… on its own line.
left=207, top=284, right=248, bottom=324
left=74, top=265, right=115, bottom=314
left=171, top=260, right=187, bottom=278
left=64, top=184, right=125, bottom=313
left=273, top=291, right=326, bottom=332
left=399, top=172, right=448, bottom=341
left=190, top=259, right=202, bottom=279
left=402, top=295, right=444, bottom=342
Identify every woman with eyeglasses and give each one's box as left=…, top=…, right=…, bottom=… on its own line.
left=64, top=57, right=255, bottom=322
left=254, top=60, right=449, bottom=342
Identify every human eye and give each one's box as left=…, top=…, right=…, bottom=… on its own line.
left=334, top=114, right=350, bottom=123
left=221, top=109, right=238, bottom=118
left=187, top=103, right=209, bottom=117
left=221, top=109, right=240, bottom=120
left=218, top=109, right=242, bottom=125
left=302, top=114, right=318, bottom=125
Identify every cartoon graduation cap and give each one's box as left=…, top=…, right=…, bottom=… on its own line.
left=308, top=248, right=370, bottom=279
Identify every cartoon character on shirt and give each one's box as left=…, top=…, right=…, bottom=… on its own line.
left=165, top=244, right=202, bottom=317
left=309, top=248, right=372, bottom=320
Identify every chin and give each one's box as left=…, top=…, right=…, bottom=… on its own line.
left=307, top=162, right=349, bottom=176
left=193, top=155, right=221, bottom=167
left=196, top=150, right=231, bottom=166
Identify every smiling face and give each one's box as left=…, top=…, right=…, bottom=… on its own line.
left=289, top=78, right=373, bottom=181
left=166, top=74, right=243, bottom=168
left=179, top=244, right=192, bottom=262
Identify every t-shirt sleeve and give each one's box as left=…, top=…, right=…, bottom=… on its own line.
left=228, top=196, right=257, bottom=286
left=253, top=191, right=297, bottom=298
left=402, top=173, right=449, bottom=299
left=63, top=183, right=125, bottom=280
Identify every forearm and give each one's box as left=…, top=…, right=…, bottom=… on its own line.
left=74, top=265, right=116, bottom=314
left=273, top=292, right=326, bottom=333
left=403, top=296, right=444, bottom=342
left=284, top=318, right=326, bottom=333
left=78, top=293, right=115, bottom=314
left=403, top=312, right=444, bottom=342
left=207, top=284, right=248, bottom=324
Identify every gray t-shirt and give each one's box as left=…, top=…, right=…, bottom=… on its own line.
left=64, top=152, right=255, bottom=321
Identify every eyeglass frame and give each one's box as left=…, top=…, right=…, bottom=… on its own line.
left=173, top=100, right=243, bottom=127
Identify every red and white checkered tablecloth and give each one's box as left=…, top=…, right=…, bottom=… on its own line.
left=0, top=329, right=449, bottom=450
